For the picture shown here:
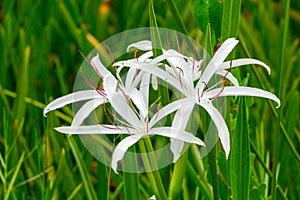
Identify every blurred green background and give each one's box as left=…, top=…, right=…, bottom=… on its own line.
left=0, top=0, right=299, bottom=199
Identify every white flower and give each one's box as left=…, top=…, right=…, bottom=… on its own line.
left=114, top=38, right=280, bottom=160
left=44, top=55, right=204, bottom=173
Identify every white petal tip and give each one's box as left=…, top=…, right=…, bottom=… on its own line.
left=111, top=164, right=118, bottom=174
left=43, top=109, right=50, bottom=117
left=172, top=156, right=179, bottom=163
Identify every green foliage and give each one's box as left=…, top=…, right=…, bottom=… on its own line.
left=231, top=97, right=250, bottom=200
left=0, top=0, right=299, bottom=199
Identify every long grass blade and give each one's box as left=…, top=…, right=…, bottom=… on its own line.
left=4, top=152, right=25, bottom=200
left=230, top=97, right=250, bottom=200
left=68, top=136, right=97, bottom=200
left=271, top=0, right=290, bottom=199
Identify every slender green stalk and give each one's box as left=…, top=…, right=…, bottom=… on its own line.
left=143, top=137, right=168, bottom=200
left=271, top=0, right=290, bottom=199
left=250, top=141, right=288, bottom=199
left=139, top=140, right=159, bottom=195
left=208, top=145, right=219, bottom=200
left=231, top=97, right=250, bottom=200
left=168, top=151, right=188, bottom=199
left=239, top=34, right=300, bottom=163
left=4, top=152, right=25, bottom=200
left=165, top=0, right=188, bottom=35
left=68, top=137, right=97, bottom=200
left=123, top=146, right=140, bottom=200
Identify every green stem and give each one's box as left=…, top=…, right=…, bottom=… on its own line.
left=168, top=151, right=188, bottom=199
left=144, top=137, right=168, bottom=200
left=165, top=0, right=188, bottom=35
left=139, top=138, right=168, bottom=200
left=239, top=33, right=300, bottom=163
left=208, top=145, right=219, bottom=200
left=250, top=141, right=288, bottom=199
left=271, top=0, right=290, bottom=199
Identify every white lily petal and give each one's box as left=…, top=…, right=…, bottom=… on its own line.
left=72, top=98, right=107, bottom=127
left=166, top=53, right=194, bottom=93
left=125, top=68, right=136, bottom=89
left=204, top=86, right=281, bottom=108
left=111, top=134, right=143, bottom=173
left=103, top=74, right=142, bottom=128
left=44, top=90, right=100, bottom=116
left=170, top=104, right=194, bottom=162
left=114, top=60, right=184, bottom=94
left=138, top=51, right=153, bottom=62
left=140, top=73, right=150, bottom=106
left=131, top=71, right=144, bottom=88
left=109, top=92, right=143, bottom=129
left=216, top=70, right=239, bottom=86
left=148, top=127, right=205, bottom=146
left=128, top=88, right=148, bottom=119
left=196, top=38, right=239, bottom=91
left=90, top=54, right=111, bottom=77
left=149, top=97, right=195, bottom=128
left=55, top=125, right=132, bottom=135
left=103, top=74, right=118, bottom=96
left=151, top=75, right=158, bottom=90
left=219, top=58, right=271, bottom=74
left=200, top=102, right=230, bottom=158
left=127, top=40, right=152, bottom=52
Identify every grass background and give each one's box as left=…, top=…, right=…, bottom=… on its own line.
left=0, top=0, right=299, bottom=199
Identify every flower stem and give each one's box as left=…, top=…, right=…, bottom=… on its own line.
left=168, top=150, right=188, bottom=199
left=139, top=138, right=168, bottom=200
left=208, top=145, right=219, bottom=200
left=271, top=0, right=290, bottom=199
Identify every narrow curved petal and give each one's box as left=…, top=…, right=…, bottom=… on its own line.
left=111, top=134, right=143, bottom=173
left=90, top=54, right=111, bottom=77
left=140, top=73, right=150, bottom=106
left=103, top=74, right=142, bottom=127
left=114, top=60, right=184, bottom=94
left=55, top=125, right=132, bottom=135
left=109, top=92, right=143, bottom=129
left=219, top=58, right=270, bottom=74
left=138, top=51, right=153, bottom=62
left=204, top=86, right=281, bottom=108
left=151, top=75, right=158, bottom=90
left=44, top=90, right=100, bottom=116
left=170, top=104, right=194, bottom=162
left=72, top=98, right=107, bottom=127
left=200, top=102, right=230, bottom=158
left=128, top=88, right=148, bottom=119
left=215, top=70, right=239, bottom=86
left=149, top=97, right=196, bottom=128
left=196, top=38, right=239, bottom=91
left=148, top=127, right=205, bottom=146
left=125, top=68, right=137, bottom=89
left=127, top=40, right=152, bottom=51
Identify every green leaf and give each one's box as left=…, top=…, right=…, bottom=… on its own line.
left=165, top=0, right=188, bottom=34
left=68, top=137, right=97, bottom=200
left=208, top=0, right=222, bottom=39
left=231, top=97, right=250, bottom=200
left=194, top=0, right=222, bottom=39
left=194, top=0, right=209, bottom=34
left=221, top=0, right=241, bottom=40
left=124, top=146, right=140, bottom=200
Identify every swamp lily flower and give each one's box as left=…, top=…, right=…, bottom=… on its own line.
left=44, top=54, right=204, bottom=173
left=114, top=38, right=280, bottom=160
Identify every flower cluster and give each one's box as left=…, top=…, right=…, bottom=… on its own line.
left=44, top=38, right=280, bottom=173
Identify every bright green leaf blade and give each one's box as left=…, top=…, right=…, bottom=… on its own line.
left=194, top=0, right=209, bottom=34
left=221, top=0, right=241, bottom=40
left=230, top=97, right=250, bottom=200
left=68, top=136, right=97, bottom=200
left=124, top=146, right=140, bottom=200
